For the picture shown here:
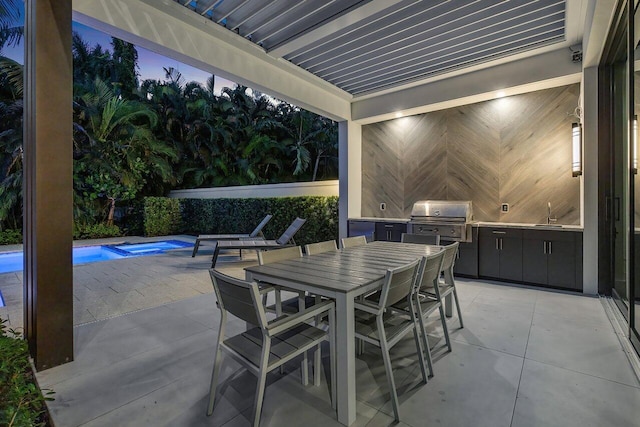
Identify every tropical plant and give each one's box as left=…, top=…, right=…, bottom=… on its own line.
left=73, top=78, right=177, bottom=225
left=0, top=28, right=339, bottom=234
left=0, top=57, right=22, bottom=230
left=0, top=0, right=22, bottom=55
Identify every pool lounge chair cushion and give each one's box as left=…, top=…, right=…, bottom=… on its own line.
left=210, top=218, right=306, bottom=268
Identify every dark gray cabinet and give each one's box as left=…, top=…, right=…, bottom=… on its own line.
left=478, top=228, right=523, bottom=282
left=522, top=229, right=579, bottom=290
left=347, top=220, right=376, bottom=242
left=375, top=222, right=407, bottom=242
left=442, top=228, right=478, bottom=278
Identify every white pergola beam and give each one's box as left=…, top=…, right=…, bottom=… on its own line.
left=72, top=0, right=352, bottom=121
left=267, top=0, right=405, bottom=58
left=351, top=48, right=582, bottom=123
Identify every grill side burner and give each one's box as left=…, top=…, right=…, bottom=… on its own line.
left=408, top=200, right=474, bottom=242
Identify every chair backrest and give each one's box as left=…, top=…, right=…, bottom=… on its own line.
left=304, top=240, right=338, bottom=255
left=275, top=217, right=306, bottom=245
left=341, top=235, right=367, bottom=249
left=418, top=251, right=445, bottom=292
left=249, top=214, right=273, bottom=238
left=209, top=269, right=266, bottom=328
left=257, top=245, right=303, bottom=265
left=401, top=233, right=440, bottom=245
left=378, top=258, right=421, bottom=309
left=441, top=242, right=459, bottom=272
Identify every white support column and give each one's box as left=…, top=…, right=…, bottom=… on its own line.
left=338, top=121, right=362, bottom=239
left=583, top=66, right=599, bottom=295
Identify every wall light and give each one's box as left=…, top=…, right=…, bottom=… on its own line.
left=633, top=115, right=637, bottom=174
left=572, top=122, right=582, bottom=177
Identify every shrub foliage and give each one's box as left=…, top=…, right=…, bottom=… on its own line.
left=0, top=319, right=53, bottom=426
left=143, top=197, right=182, bottom=237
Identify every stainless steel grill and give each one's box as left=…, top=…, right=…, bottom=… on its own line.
left=408, top=200, right=474, bottom=242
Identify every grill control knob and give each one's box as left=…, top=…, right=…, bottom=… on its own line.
left=434, top=228, right=438, bottom=233
left=451, top=229, right=455, bottom=235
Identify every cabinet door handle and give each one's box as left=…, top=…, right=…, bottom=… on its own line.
left=496, top=238, right=499, bottom=250
left=492, top=231, right=506, bottom=234
left=387, top=231, right=392, bottom=240
left=543, top=241, right=547, bottom=254
left=499, top=238, right=503, bottom=250
left=548, top=241, right=552, bottom=255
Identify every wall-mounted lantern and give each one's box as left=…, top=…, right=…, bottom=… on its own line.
left=572, top=122, right=582, bottom=177
left=633, top=115, right=637, bottom=174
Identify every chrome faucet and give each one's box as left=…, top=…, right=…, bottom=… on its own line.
left=547, top=202, right=557, bottom=225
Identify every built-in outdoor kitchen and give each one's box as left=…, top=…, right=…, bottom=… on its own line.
left=349, top=83, right=584, bottom=292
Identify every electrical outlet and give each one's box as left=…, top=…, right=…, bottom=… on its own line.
left=380, top=202, right=386, bottom=211
left=501, top=203, right=509, bottom=213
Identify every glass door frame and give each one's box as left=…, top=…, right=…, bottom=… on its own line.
left=600, top=0, right=640, bottom=353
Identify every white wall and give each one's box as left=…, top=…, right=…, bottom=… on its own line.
left=168, top=180, right=339, bottom=199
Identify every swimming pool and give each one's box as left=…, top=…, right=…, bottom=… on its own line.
left=0, top=240, right=193, bottom=274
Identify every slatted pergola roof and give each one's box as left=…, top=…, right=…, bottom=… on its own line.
left=175, top=0, right=568, bottom=96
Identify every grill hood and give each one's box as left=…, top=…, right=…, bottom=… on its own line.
left=410, top=200, right=473, bottom=222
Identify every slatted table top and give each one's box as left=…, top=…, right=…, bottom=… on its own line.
left=245, top=241, right=443, bottom=293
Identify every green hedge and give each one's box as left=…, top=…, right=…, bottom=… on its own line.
left=144, top=197, right=182, bottom=237
left=0, top=229, right=22, bottom=245
left=73, top=223, right=122, bottom=240
left=144, top=196, right=339, bottom=245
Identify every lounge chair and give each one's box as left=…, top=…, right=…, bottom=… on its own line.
left=210, top=217, right=306, bottom=268
left=191, top=214, right=273, bottom=257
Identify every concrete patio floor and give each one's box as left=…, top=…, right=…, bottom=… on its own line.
left=0, top=235, right=249, bottom=331
left=1, top=238, right=640, bottom=426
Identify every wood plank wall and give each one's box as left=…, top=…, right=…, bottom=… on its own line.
left=362, top=84, right=581, bottom=224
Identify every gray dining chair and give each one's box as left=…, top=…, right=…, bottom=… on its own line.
left=437, top=242, right=464, bottom=328
left=401, top=232, right=440, bottom=245
left=257, top=246, right=319, bottom=383
left=207, top=270, right=336, bottom=427
left=353, top=258, right=428, bottom=422
left=341, top=235, right=367, bottom=249
left=304, top=240, right=338, bottom=255
left=390, top=251, right=450, bottom=378
left=257, top=246, right=310, bottom=316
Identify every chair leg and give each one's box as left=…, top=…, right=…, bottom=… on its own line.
left=313, top=343, right=322, bottom=386
left=413, top=325, right=429, bottom=383
left=438, top=303, right=452, bottom=352
left=275, top=290, right=283, bottom=316
left=211, top=243, right=220, bottom=268
left=329, top=306, right=337, bottom=411
left=378, top=321, right=400, bottom=422
left=412, top=299, right=430, bottom=381
left=253, top=341, right=271, bottom=427
left=207, top=329, right=225, bottom=416
left=302, top=351, right=309, bottom=386
left=313, top=294, right=323, bottom=386
left=192, top=239, right=201, bottom=257
left=452, top=288, right=464, bottom=328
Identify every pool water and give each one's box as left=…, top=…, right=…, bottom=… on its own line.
left=0, top=240, right=193, bottom=274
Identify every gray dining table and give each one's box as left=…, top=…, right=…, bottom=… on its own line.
left=244, top=240, right=445, bottom=426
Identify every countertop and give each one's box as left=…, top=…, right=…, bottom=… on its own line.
left=350, top=217, right=410, bottom=223
left=474, top=222, right=583, bottom=231
left=348, top=218, right=583, bottom=231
